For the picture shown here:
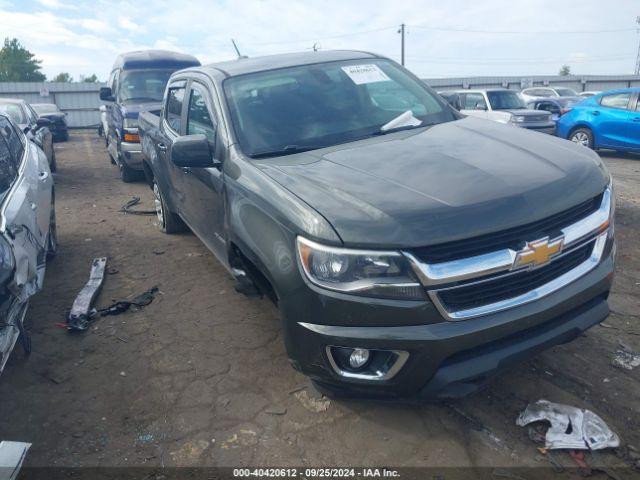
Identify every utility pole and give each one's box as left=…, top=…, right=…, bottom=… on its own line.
left=398, top=23, right=406, bottom=66
left=635, top=16, right=640, bottom=75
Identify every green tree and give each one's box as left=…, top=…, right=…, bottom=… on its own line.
left=52, top=72, right=73, bottom=82
left=559, top=65, right=571, bottom=76
left=0, top=38, right=46, bottom=82
left=80, top=73, right=98, bottom=83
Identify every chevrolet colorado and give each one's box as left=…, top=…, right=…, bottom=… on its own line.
left=138, top=51, right=615, bottom=400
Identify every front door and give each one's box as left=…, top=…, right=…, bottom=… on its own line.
left=179, top=81, right=226, bottom=261
left=595, top=91, right=634, bottom=149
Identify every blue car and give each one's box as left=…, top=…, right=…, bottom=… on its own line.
left=556, top=88, right=640, bottom=153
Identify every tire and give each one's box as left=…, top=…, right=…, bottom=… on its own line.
left=569, top=128, right=594, bottom=149
left=49, top=149, right=57, bottom=172
left=47, top=195, right=57, bottom=259
left=120, top=160, right=140, bottom=183
left=153, top=180, right=186, bottom=233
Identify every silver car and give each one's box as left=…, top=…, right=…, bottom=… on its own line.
left=0, top=113, right=56, bottom=374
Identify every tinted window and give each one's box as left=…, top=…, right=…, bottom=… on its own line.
left=462, top=93, right=487, bottom=110
left=0, top=103, right=26, bottom=124
left=537, top=102, right=560, bottom=114
left=600, top=92, right=631, bottom=110
left=119, top=69, right=173, bottom=103
left=486, top=91, right=525, bottom=110
left=187, top=87, right=216, bottom=143
left=0, top=117, right=24, bottom=161
left=165, top=86, right=185, bottom=133
left=554, top=87, right=578, bottom=97
left=224, top=59, right=455, bottom=157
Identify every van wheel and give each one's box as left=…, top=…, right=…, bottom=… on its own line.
left=153, top=181, right=186, bottom=233
left=570, top=128, right=594, bottom=149
left=120, top=161, right=139, bottom=183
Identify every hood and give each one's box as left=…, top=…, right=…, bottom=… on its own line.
left=501, top=109, right=551, bottom=117
left=257, top=117, right=608, bottom=248
left=120, top=101, right=162, bottom=119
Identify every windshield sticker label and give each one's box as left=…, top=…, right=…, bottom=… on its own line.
left=341, top=64, right=391, bottom=85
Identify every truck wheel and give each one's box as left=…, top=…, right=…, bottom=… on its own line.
left=570, top=128, right=594, bottom=149
left=153, top=181, right=186, bottom=233
left=120, top=161, right=139, bottom=183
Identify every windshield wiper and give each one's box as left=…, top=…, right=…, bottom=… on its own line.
left=250, top=145, right=324, bottom=159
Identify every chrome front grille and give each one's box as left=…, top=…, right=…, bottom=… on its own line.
left=404, top=187, right=612, bottom=320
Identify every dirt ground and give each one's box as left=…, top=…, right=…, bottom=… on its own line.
left=0, top=131, right=639, bottom=476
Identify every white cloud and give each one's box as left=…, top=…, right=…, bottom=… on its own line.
left=2, top=0, right=638, bottom=80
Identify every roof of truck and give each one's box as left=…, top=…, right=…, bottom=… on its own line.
left=112, top=50, right=200, bottom=71
left=198, top=50, right=380, bottom=77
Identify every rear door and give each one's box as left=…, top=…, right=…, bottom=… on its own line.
left=628, top=92, right=640, bottom=151
left=158, top=80, right=188, bottom=213
left=178, top=80, right=226, bottom=260
left=594, top=91, right=634, bottom=149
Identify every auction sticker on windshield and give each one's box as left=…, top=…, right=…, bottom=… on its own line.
left=341, top=64, right=390, bottom=85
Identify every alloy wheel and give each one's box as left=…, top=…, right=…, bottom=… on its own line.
left=571, top=131, right=590, bottom=147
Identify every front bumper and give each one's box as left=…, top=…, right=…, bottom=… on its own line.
left=119, top=141, right=144, bottom=170
left=282, top=249, right=614, bottom=400
left=520, top=122, right=556, bottom=135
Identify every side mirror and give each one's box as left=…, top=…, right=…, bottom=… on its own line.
left=171, top=134, right=218, bottom=168
left=99, top=87, right=115, bottom=102
left=36, top=117, right=52, bottom=129
left=475, top=102, right=487, bottom=111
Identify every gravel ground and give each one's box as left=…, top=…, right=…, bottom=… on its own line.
left=0, top=131, right=638, bottom=476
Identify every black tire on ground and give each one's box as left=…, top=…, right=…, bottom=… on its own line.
left=120, top=160, right=140, bottom=183
left=49, top=149, right=57, bottom=172
left=153, top=180, right=186, bottom=234
left=569, top=127, right=594, bottom=149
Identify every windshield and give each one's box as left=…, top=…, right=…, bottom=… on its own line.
left=486, top=91, right=526, bottom=110
left=224, top=59, right=456, bottom=157
left=118, top=69, right=173, bottom=103
left=555, top=87, right=578, bottom=97
left=0, top=103, right=25, bottom=123
left=32, top=104, right=59, bottom=114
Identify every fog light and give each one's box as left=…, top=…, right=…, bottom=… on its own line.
left=349, top=348, right=370, bottom=369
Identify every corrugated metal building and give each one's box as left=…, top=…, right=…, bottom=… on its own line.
left=0, top=82, right=105, bottom=128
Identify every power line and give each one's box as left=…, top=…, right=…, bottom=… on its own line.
left=408, top=24, right=638, bottom=35
left=241, top=26, right=395, bottom=47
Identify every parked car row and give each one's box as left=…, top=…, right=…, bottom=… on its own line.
left=0, top=112, right=56, bottom=373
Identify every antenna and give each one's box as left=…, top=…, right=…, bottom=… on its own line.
left=231, top=39, right=248, bottom=59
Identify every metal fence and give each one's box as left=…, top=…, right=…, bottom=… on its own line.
left=0, top=82, right=105, bottom=128
left=423, top=74, right=640, bottom=93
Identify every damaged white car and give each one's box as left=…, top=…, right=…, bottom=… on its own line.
left=0, top=113, right=56, bottom=374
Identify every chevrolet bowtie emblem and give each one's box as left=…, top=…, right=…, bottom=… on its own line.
left=513, top=236, right=564, bottom=270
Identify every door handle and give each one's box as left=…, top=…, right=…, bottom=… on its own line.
left=38, top=171, right=49, bottom=182
left=591, top=110, right=600, bottom=116
left=157, top=142, right=167, bottom=152
left=633, top=117, right=640, bottom=123
left=181, top=167, right=191, bottom=174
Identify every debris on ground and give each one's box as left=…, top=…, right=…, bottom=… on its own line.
left=66, top=257, right=107, bottom=331
left=294, top=389, right=330, bottom=413
left=120, top=196, right=156, bottom=216
left=612, top=350, right=640, bottom=370
left=516, top=400, right=620, bottom=450
left=98, top=286, right=159, bottom=317
left=0, top=441, right=31, bottom=480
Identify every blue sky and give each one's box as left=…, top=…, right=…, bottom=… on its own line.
left=1, top=0, right=638, bottom=81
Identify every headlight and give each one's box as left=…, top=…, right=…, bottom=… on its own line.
left=123, top=118, right=138, bottom=129
left=511, top=115, right=525, bottom=123
left=296, top=237, right=425, bottom=300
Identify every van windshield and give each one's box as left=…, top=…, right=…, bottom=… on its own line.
left=487, top=91, right=526, bottom=110
left=223, top=59, right=457, bottom=158
left=118, top=69, right=173, bottom=103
